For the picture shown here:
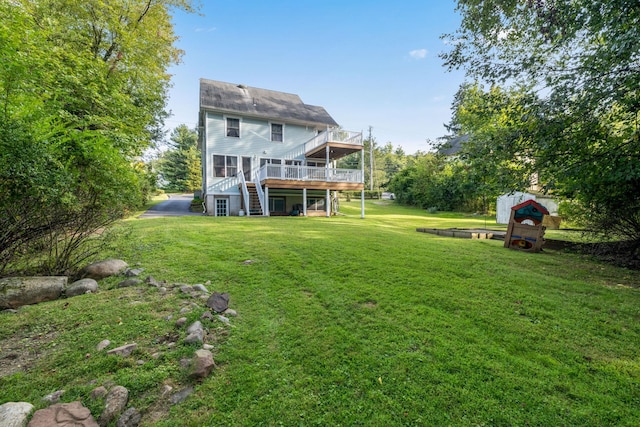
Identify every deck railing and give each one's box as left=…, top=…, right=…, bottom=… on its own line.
left=258, top=164, right=362, bottom=183
left=304, top=129, right=363, bottom=154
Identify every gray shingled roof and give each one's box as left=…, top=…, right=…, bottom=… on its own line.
left=199, top=79, right=338, bottom=128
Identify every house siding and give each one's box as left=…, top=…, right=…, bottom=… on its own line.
left=203, top=111, right=322, bottom=194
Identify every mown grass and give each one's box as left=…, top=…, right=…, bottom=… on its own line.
left=1, top=201, right=639, bottom=426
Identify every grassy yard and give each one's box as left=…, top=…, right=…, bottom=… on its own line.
left=1, top=201, right=638, bottom=426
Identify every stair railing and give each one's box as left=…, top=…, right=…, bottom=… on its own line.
left=253, top=169, right=266, bottom=216
left=237, top=170, right=252, bottom=217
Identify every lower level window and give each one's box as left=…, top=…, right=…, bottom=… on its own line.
left=307, top=197, right=325, bottom=211
left=269, top=197, right=286, bottom=213
left=216, top=199, right=228, bottom=216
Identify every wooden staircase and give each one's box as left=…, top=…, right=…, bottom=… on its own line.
left=245, top=183, right=263, bottom=216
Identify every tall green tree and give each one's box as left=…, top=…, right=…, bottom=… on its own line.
left=442, top=0, right=640, bottom=245
left=158, top=125, right=201, bottom=192
left=0, top=0, right=197, bottom=275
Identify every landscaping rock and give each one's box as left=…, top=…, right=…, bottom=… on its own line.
left=145, top=276, right=160, bottom=287
left=98, top=386, right=128, bottom=427
left=29, top=401, right=98, bottom=427
left=191, top=349, right=215, bottom=379
left=0, top=276, right=67, bottom=309
left=169, top=387, right=194, bottom=405
left=206, top=292, right=229, bottom=313
left=0, top=402, right=34, bottom=427
left=184, top=321, right=204, bottom=344
left=97, top=339, right=111, bottom=351
left=224, top=308, right=238, bottom=317
left=66, top=278, right=98, bottom=297
left=106, top=343, right=137, bottom=357
left=116, top=407, right=141, bottom=427
left=117, top=279, right=143, bottom=288
left=217, top=315, right=230, bottom=325
left=175, top=317, right=187, bottom=327
left=81, top=259, right=128, bottom=280
left=193, top=284, right=208, bottom=293
left=124, top=268, right=144, bottom=277
left=42, top=389, right=65, bottom=404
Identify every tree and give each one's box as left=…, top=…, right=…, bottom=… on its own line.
left=0, top=0, right=197, bottom=275
left=442, top=0, right=640, bottom=246
left=157, top=125, right=202, bottom=192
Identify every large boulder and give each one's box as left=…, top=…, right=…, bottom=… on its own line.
left=80, top=259, right=128, bottom=280
left=0, top=277, right=67, bottom=309
left=65, top=278, right=99, bottom=297
left=28, top=401, right=98, bottom=427
left=0, top=402, right=34, bottom=427
left=98, top=386, right=129, bottom=427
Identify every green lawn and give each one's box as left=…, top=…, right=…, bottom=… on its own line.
left=1, top=201, right=638, bottom=426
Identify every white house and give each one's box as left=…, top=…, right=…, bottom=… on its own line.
left=199, top=79, right=365, bottom=217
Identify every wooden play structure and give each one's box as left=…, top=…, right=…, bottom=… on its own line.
left=504, top=199, right=550, bottom=252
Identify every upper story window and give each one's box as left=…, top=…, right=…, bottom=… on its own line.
left=271, top=123, right=283, bottom=142
left=226, top=118, right=240, bottom=137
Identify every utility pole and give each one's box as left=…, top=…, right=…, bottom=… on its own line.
left=368, top=126, right=374, bottom=191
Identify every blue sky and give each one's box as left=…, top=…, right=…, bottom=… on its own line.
left=166, top=1, right=466, bottom=154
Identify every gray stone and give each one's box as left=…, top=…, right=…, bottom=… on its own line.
left=98, top=386, right=129, bottom=427
left=179, top=285, right=193, bottom=294
left=66, top=278, right=98, bottom=297
left=117, top=279, right=142, bottom=288
left=224, top=308, right=238, bottom=317
left=42, top=389, right=65, bottom=404
left=191, top=349, right=215, bottom=379
left=169, top=387, right=194, bottom=405
left=175, top=317, right=187, bottom=327
left=124, top=268, right=144, bottom=277
left=200, top=311, right=214, bottom=321
left=106, top=343, right=137, bottom=357
left=0, top=402, right=34, bottom=427
left=217, top=315, right=230, bottom=324
left=187, top=321, right=203, bottom=335
left=116, top=407, right=141, bottom=427
left=192, top=284, right=208, bottom=293
left=144, top=276, right=160, bottom=287
left=97, top=340, right=111, bottom=351
left=29, top=401, right=98, bottom=427
left=81, top=259, right=128, bottom=280
left=206, top=292, right=229, bottom=313
left=0, top=276, right=67, bottom=309
left=184, top=331, right=203, bottom=344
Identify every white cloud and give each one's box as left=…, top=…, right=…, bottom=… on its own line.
left=409, top=49, right=428, bottom=59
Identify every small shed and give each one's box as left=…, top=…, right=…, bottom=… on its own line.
left=504, top=199, right=549, bottom=252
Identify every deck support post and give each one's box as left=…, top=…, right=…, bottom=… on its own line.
left=264, top=186, right=269, bottom=217
left=326, top=188, right=330, bottom=217
left=303, top=188, right=307, bottom=216
left=361, top=146, right=365, bottom=218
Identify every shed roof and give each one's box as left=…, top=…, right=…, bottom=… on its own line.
left=199, top=79, right=338, bottom=128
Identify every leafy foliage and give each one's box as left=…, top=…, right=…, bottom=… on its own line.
left=442, top=0, right=640, bottom=246
left=0, top=0, right=197, bottom=275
